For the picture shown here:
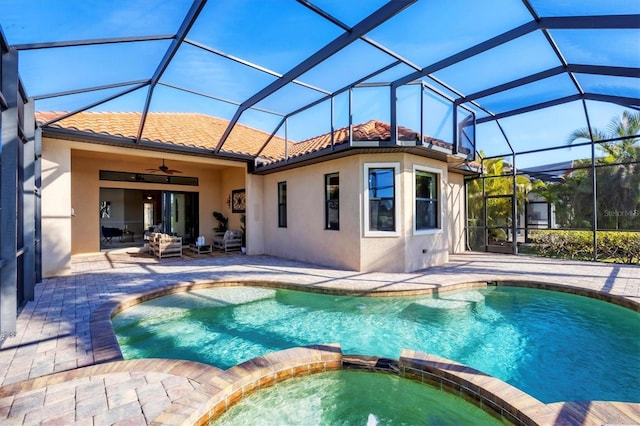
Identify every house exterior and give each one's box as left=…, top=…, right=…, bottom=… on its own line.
left=38, top=111, right=475, bottom=277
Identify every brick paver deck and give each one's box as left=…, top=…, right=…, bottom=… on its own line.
left=0, top=251, right=638, bottom=425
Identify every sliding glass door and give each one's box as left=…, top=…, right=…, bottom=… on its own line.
left=99, top=188, right=199, bottom=249
left=161, top=191, right=199, bottom=244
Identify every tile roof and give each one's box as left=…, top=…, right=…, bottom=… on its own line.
left=35, top=112, right=456, bottom=164
left=35, top=111, right=292, bottom=160
left=282, top=120, right=454, bottom=161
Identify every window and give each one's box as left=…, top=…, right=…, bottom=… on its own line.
left=414, top=166, right=441, bottom=232
left=325, top=173, right=339, bottom=230
left=278, top=181, right=287, bottom=227
left=100, top=170, right=198, bottom=186
left=365, top=163, right=399, bottom=235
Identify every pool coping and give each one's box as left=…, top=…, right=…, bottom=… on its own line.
left=0, top=344, right=554, bottom=425
left=4, top=343, right=637, bottom=425
left=83, top=278, right=640, bottom=425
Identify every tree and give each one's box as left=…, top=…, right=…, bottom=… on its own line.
left=568, top=110, right=640, bottom=163
left=533, top=111, right=640, bottom=230
left=467, top=156, right=531, bottom=246
left=569, top=111, right=640, bottom=230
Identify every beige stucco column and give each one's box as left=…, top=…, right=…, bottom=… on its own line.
left=41, top=139, right=73, bottom=277
left=245, top=173, right=265, bottom=255
left=447, top=173, right=466, bottom=254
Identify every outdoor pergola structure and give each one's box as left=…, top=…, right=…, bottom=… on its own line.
left=1, top=0, right=638, bottom=336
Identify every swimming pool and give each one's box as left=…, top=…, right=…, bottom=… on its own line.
left=112, top=285, right=640, bottom=404
left=212, top=370, right=505, bottom=425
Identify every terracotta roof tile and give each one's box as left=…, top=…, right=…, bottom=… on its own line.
left=273, top=120, right=454, bottom=162
left=35, top=111, right=291, bottom=160
left=35, top=112, right=457, bottom=163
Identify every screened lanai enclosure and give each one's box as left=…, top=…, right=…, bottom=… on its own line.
left=0, top=0, right=639, bottom=335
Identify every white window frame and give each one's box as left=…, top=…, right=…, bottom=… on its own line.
left=364, top=162, right=400, bottom=237
left=413, top=164, right=443, bottom=235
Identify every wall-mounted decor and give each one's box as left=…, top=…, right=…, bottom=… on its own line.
left=100, top=201, right=111, bottom=219
left=232, top=189, right=246, bottom=213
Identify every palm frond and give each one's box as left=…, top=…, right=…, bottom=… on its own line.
left=607, top=110, right=640, bottom=139
left=566, top=128, right=607, bottom=145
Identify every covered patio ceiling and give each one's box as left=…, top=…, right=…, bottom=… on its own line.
left=1, top=0, right=638, bottom=168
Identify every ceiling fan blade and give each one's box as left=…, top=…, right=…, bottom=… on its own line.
left=144, top=160, right=182, bottom=174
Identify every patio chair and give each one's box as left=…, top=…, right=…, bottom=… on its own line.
left=148, top=233, right=182, bottom=258
left=101, top=226, right=123, bottom=243
left=212, top=230, right=242, bottom=252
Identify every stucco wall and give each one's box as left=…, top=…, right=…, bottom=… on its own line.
left=358, top=153, right=406, bottom=272
left=262, top=156, right=362, bottom=271
left=42, top=133, right=466, bottom=276
left=357, top=154, right=452, bottom=273
left=246, top=173, right=265, bottom=255
left=447, top=172, right=466, bottom=254
left=218, top=168, right=246, bottom=234
left=400, top=155, right=451, bottom=273
left=260, top=153, right=465, bottom=273
left=41, top=139, right=73, bottom=277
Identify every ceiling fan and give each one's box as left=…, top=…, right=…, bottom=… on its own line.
left=145, top=159, right=182, bottom=174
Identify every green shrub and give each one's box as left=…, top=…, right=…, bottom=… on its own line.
left=489, top=227, right=508, bottom=241
left=468, top=228, right=484, bottom=251
left=528, top=230, right=640, bottom=264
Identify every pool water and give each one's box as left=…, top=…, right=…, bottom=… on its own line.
left=112, top=286, right=640, bottom=403
left=212, top=370, right=506, bottom=425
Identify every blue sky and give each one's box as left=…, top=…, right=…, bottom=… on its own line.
left=0, top=0, right=638, bottom=168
